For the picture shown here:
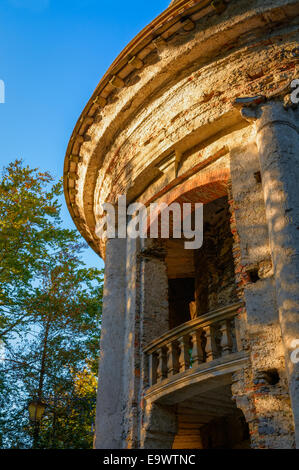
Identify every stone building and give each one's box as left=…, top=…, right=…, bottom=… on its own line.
left=64, top=0, right=299, bottom=449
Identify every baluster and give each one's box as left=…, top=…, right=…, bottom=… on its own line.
left=156, top=347, right=166, bottom=383
left=148, top=352, right=158, bottom=386
left=166, top=341, right=179, bottom=377
left=204, top=326, right=218, bottom=362
left=190, top=329, right=204, bottom=367
left=178, top=336, right=190, bottom=372
left=220, top=319, right=233, bottom=356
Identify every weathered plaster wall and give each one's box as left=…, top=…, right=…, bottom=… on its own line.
left=120, top=236, right=141, bottom=448
left=194, top=197, right=238, bottom=315
left=64, top=0, right=299, bottom=450
left=95, top=238, right=127, bottom=449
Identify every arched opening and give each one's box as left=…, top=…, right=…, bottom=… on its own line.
left=166, top=195, right=238, bottom=328
left=172, top=384, right=250, bottom=449
left=142, top=177, right=250, bottom=449
left=143, top=380, right=250, bottom=449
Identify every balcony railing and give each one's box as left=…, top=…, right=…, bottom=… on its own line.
left=143, top=302, right=242, bottom=388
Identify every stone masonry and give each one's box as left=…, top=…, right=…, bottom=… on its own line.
left=64, top=0, right=299, bottom=449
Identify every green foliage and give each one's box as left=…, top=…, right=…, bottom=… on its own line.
left=35, top=366, right=98, bottom=449
left=0, top=160, right=103, bottom=448
left=0, top=160, right=80, bottom=339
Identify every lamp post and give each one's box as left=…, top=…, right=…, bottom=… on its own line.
left=28, top=399, right=46, bottom=447
left=28, top=308, right=51, bottom=448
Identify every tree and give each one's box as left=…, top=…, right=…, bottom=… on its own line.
left=0, top=160, right=103, bottom=448
left=1, top=252, right=103, bottom=448
left=35, top=365, right=98, bottom=449
left=0, top=160, right=79, bottom=340
left=1, top=242, right=103, bottom=449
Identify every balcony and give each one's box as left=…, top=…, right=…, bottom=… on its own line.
left=143, top=302, right=248, bottom=402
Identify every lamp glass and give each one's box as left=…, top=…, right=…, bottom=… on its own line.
left=28, top=401, right=46, bottom=422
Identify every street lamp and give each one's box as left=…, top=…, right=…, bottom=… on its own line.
left=28, top=400, right=46, bottom=422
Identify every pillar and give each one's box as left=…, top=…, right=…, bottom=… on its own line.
left=255, top=101, right=299, bottom=446
left=229, top=125, right=295, bottom=448
left=95, top=237, right=127, bottom=449
left=138, top=239, right=171, bottom=448
left=139, top=239, right=169, bottom=346
left=121, top=236, right=141, bottom=448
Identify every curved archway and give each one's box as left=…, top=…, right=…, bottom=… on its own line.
left=146, top=168, right=230, bottom=237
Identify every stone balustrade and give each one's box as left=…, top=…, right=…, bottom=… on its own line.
left=144, top=303, right=242, bottom=387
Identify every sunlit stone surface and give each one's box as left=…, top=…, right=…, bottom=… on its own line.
left=64, top=0, right=299, bottom=449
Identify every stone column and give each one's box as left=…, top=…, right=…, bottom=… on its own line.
left=95, top=237, right=127, bottom=449
left=229, top=132, right=295, bottom=448
left=139, top=239, right=169, bottom=346
left=137, top=239, right=172, bottom=448
left=255, top=101, right=299, bottom=446
left=121, top=236, right=141, bottom=448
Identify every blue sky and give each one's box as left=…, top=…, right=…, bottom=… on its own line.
left=0, top=0, right=169, bottom=269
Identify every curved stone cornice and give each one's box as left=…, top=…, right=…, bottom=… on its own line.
left=64, top=0, right=220, bottom=253
left=63, top=0, right=299, bottom=258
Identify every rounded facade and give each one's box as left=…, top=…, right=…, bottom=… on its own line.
left=64, top=0, right=298, bottom=259
left=64, top=0, right=299, bottom=449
